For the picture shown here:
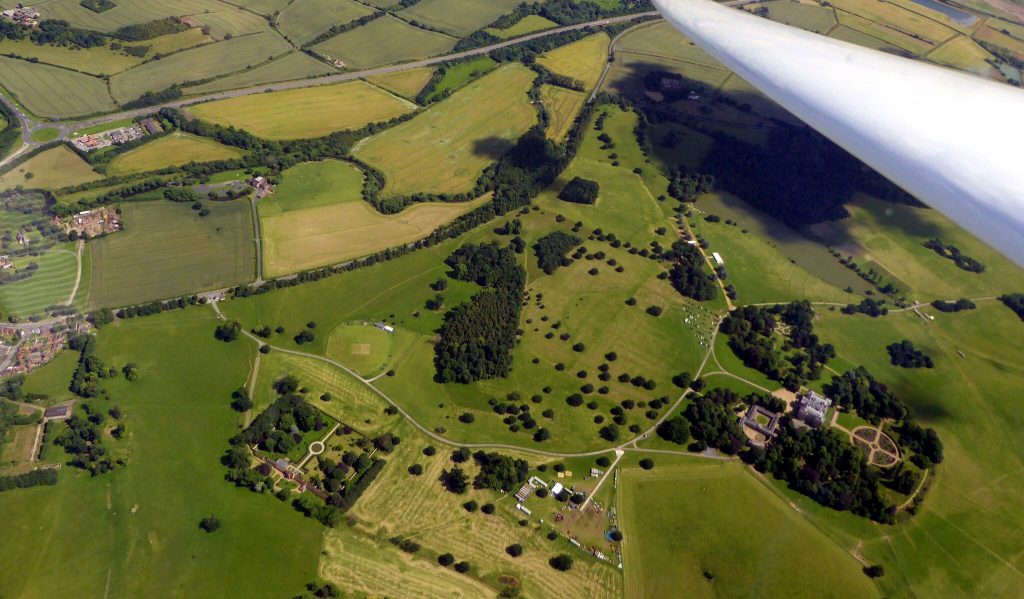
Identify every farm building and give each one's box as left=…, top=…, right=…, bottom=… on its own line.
left=741, top=404, right=780, bottom=447
left=712, top=252, right=724, bottom=265
left=43, top=404, right=71, bottom=420
left=796, top=390, right=832, bottom=428
left=139, top=118, right=162, bottom=135
left=1, top=4, right=39, bottom=26
left=550, top=482, right=564, bottom=496
left=374, top=322, right=395, bottom=333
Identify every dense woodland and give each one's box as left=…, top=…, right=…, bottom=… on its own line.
left=533, top=231, right=581, bottom=274
left=720, top=301, right=835, bottom=390
left=434, top=243, right=526, bottom=383
left=668, top=242, right=717, bottom=301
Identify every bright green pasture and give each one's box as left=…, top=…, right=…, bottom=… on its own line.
left=397, top=0, right=523, bottom=37
left=107, top=133, right=244, bottom=176
left=826, top=195, right=1024, bottom=300
left=20, top=350, right=79, bottom=406
left=425, top=56, right=497, bottom=102
left=0, top=145, right=100, bottom=191
left=786, top=305, right=1024, bottom=598
left=485, top=14, right=557, bottom=39
left=0, top=38, right=140, bottom=75
left=251, top=350, right=394, bottom=435
left=9, top=0, right=217, bottom=32
left=0, top=307, right=324, bottom=599
left=277, top=0, right=374, bottom=45
left=110, top=32, right=292, bottom=103
left=259, top=160, right=363, bottom=215
left=0, top=244, right=79, bottom=316
left=354, top=64, right=536, bottom=196
left=746, top=0, right=838, bottom=33
left=691, top=192, right=868, bottom=302
left=87, top=200, right=254, bottom=308
left=0, top=57, right=115, bottom=117
left=618, top=457, right=880, bottom=598
left=183, top=51, right=335, bottom=95
left=220, top=239, right=480, bottom=350
left=312, top=15, right=457, bottom=70
left=324, top=322, right=414, bottom=378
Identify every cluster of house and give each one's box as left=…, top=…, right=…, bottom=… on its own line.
left=1, top=4, right=39, bottom=26
left=71, top=119, right=161, bottom=152
left=1, top=326, right=72, bottom=376
left=248, top=175, right=274, bottom=200
left=741, top=390, right=834, bottom=447
left=57, top=207, right=120, bottom=238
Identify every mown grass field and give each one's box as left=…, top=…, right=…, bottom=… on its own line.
left=425, top=56, right=497, bottom=102
left=540, top=84, right=586, bottom=142
left=87, top=200, right=253, bottom=308
left=276, top=0, right=374, bottom=45
left=0, top=145, right=100, bottom=191
left=259, top=159, right=488, bottom=276
left=344, top=419, right=623, bottom=599
left=927, top=35, right=1001, bottom=77
left=354, top=64, right=536, bottom=196
left=0, top=57, right=115, bottom=117
left=0, top=307, right=325, bottom=598
left=537, top=32, right=610, bottom=91
left=190, top=80, right=414, bottom=140
left=312, top=15, right=457, bottom=69
left=109, top=32, right=292, bottom=103
left=107, top=132, right=244, bottom=176
left=183, top=50, right=335, bottom=95
left=11, top=0, right=217, bottom=32
left=0, top=244, right=79, bottom=316
left=485, top=14, right=557, bottom=39
left=364, top=66, right=435, bottom=99
left=618, top=457, right=879, bottom=598
left=397, top=0, right=524, bottom=37
left=744, top=0, right=838, bottom=33
left=0, top=37, right=141, bottom=75
left=324, top=322, right=407, bottom=378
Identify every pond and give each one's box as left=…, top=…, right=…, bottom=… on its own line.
left=907, top=0, right=977, bottom=26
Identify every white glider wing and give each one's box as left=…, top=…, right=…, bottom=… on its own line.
left=654, top=0, right=1024, bottom=267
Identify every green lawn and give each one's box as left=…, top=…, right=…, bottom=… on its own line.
left=0, top=244, right=79, bottom=316
left=312, top=15, right=457, bottom=70
left=87, top=200, right=254, bottom=309
left=0, top=307, right=324, bottom=598
left=618, top=456, right=879, bottom=598
left=425, top=56, right=497, bottom=102
left=258, top=160, right=364, bottom=215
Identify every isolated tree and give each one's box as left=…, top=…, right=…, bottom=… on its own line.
left=214, top=321, right=240, bottom=342
left=506, top=543, right=523, bottom=557
left=610, top=530, right=623, bottom=542
left=463, top=500, right=479, bottom=512
left=408, top=464, right=423, bottom=476
left=639, top=458, right=655, bottom=470
left=656, top=416, right=690, bottom=445
left=441, top=466, right=469, bottom=494
left=199, top=515, right=221, bottom=533
left=549, top=554, right=574, bottom=571
left=863, top=565, right=885, bottom=578
left=599, top=424, right=620, bottom=442
left=438, top=553, right=455, bottom=567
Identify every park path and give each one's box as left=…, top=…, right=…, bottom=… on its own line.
left=65, top=239, right=84, bottom=306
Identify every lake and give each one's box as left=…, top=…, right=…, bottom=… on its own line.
left=908, top=0, right=977, bottom=26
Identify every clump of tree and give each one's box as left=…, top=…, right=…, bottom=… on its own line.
left=683, top=390, right=745, bottom=454
left=533, top=231, right=581, bottom=274
left=558, top=177, right=599, bottom=204
left=440, top=465, right=470, bottom=494
left=923, top=239, right=985, bottom=273
left=667, top=242, right=717, bottom=301
left=55, top=403, right=119, bottom=475
left=199, top=515, right=221, bottom=533
left=549, top=554, right=574, bottom=571
left=823, top=367, right=907, bottom=424
left=434, top=243, right=525, bottom=383
left=841, top=298, right=888, bottom=317
left=999, top=293, right=1024, bottom=321
left=472, top=451, right=528, bottom=491
left=0, top=469, right=58, bottom=492
left=214, top=321, right=241, bottom=342
left=667, top=167, right=715, bottom=202
left=68, top=332, right=113, bottom=399
left=720, top=301, right=835, bottom=390
left=887, top=340, right=933, bottom=368
left=931, top=298, right=975, bottom=312
left=656, top=415, right=690, bottom=445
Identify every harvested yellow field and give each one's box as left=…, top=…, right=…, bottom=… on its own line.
left=107, top=132, right=244, bottom=176
left=261, top=193, right=489, bottom=276
left=540, top=84, right=586, bottom=142
left=928, top=35, right=1001, bottom=77
left=0, top=145, right=99, bottom=191
left=189, top=80, right=416, bottom=140
left=537, top=32, right=610, bottom=90
left=353, top=64, right=536, bottom=196
left=364, top=66, right=435, bottom=99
